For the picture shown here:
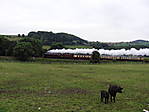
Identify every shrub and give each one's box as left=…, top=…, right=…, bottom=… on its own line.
left=13, top=42, right=34, bottom=61
left=90, top=51, right=100, bottom=63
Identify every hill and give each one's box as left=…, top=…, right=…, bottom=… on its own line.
left=107, top=39, right=149, bottom=49
left=1, top=32, right=149, bottom=49
left=27, top=31, right=88, bottom=45
left=131, top=39, right=149, bottom=43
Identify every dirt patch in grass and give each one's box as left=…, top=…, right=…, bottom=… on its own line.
left=0, top=88, right=92, bottom=98
left=71, top=74, right=92, bottom=80
left=0, top=89, right=38, bottom=95
left=55, top=88, right=92, bottom=95
left=0, top=89, right=51, bottom=97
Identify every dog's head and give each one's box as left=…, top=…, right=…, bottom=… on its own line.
left=109, top=84, right=123, bottom=93
left=116, top=86, right=123, bottom=93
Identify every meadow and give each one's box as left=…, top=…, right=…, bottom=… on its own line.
left=42, top=45, right=92, bottom=50
left=0, top=62, right=148, bottom=112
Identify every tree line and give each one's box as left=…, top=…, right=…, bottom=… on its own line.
left=90, top=41, right=149, bottom=50
left=0, top=36, right=101, bottom=63
left=28, top=31, right=88, bottom=45
left=0, top=37, right=44, bottom=61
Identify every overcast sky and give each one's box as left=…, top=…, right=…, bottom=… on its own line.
left=0, top=0, right=149, bottom=42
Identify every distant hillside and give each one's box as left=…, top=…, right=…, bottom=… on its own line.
left=27, top=31, right=88, bottom=45
left=1, top=32, right=149, bottom=49
left=131, top=39, right=149, bottom=43
left=108, top=39, right=149, bottom=49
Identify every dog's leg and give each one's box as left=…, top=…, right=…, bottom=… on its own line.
left=101, top=96, right=103, bottom=102
left=105, top=98, right=108, bottom=104
left=107, top=98, right=109, bottom=104
left=110, top=95, right=112, bottom=102
left=104, top=98, right=107, bottom=104
left=113, top=96, right=116, bottom=103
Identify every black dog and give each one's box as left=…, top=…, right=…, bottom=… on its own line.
left=100, top=90, right=109, bottom=104
left=108, top=85, right=123, bottom=102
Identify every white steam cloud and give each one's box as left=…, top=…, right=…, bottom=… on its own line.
left=47, top=48, right=149, bottom=56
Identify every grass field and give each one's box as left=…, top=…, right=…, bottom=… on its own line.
left=42, top=45, right=93, bottom=50
left=65, top=45, right=93, bottom=49
left=43, top=45, right=51, bottom=50
left=0, top=62, right=149, bottom=112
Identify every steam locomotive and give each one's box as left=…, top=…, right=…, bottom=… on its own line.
left=44, top=52, right=144, bottom=61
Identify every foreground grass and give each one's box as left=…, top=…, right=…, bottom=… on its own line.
left=0, top=62, right=148, bottom=112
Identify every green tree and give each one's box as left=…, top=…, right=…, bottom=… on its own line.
left=19, top=38, right=43, bottom=57
left=18, top=34, right=21, bottom=37
left=91, top=42, right=110, bottom=49
left=22, top=34, right=25, bottom=37
left=90, top=51, right=100, bottom=63
left=0, top=37, right=12, bottom=56
left=28, top=31, right=88, bottom=45
left=6, top=41, right=17, bottom=56
left=13, top=42, right=34, bottom=61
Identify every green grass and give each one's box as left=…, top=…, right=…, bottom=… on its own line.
left=114, top=42, right=149, bottom=47
left=0, top=35, right=21, bottom=41
left=6, top=37, right=21, bottom=41
left=65, top=45, right=92, bottom=49
left=0, top=62, right=148, bottom=112
left=43, top=45, right=51, bottom=50
left=43, top=45, right=92, bottom=50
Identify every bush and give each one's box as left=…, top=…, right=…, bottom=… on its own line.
left=90, top=51, right=100, bottom=63
left=19, top=38, right=43, bottom=57
left=13, top=42, right=35, bottom=61
left=0, top=37, right=18, bottom=56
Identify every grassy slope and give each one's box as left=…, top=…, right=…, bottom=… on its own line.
left=65, top=45, right=92, bottom=49
left=42, top=45, right=92, bottom=50
left=0, top=62, right=148, bottom=112
left=6, top=37, right=21, bottom=41
left=113, top=42, right=149, bottom=47
left=0, top=35, right=21, bottom=41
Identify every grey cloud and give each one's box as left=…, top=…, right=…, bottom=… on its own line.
left=0, top=0, right=149, bottom=42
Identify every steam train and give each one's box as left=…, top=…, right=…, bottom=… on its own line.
left=44, top=52, right=144, bottom=61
